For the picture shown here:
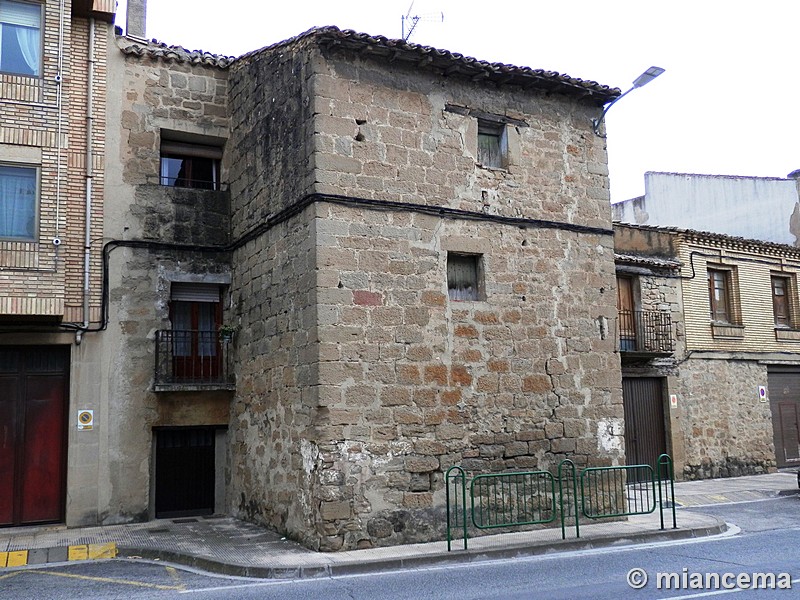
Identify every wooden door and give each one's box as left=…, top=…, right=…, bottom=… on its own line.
left=0, top=347, right=69, bottom=527
left=623, top=378, right=667, bottom=471
left=769, top=371, right=800, bottom=467
left=617, top=276, right=636, bottom=351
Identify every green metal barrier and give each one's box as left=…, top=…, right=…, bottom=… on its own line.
left=444, top=454, right=677, bottom=551
left=558, top=459, right=579, bottom=539
left=470, top=471, right=556, bottom=529
left=445, top=466, right=467, bottom=551
left=657, top=453, right=677, bottom=530
left=580, top=464, right=658, bottom=519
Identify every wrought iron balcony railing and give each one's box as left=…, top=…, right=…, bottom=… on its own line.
left=618, top=309, right=674, bottom=354
left=154, top=330, right=234, bottom=390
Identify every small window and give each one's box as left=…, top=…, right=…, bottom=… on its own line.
left=708, top=268, right=735, bottom=323
left=772, top=275, right=792, bottom=328
left=0, top=163, right=37, bottom=239
left=160, top=140, right=222, bottom=190
left=477, top=119, right=506, bottom=169
left=0, top=0, right=41, bottom=76
left=448, top=253, right=483, bottom=301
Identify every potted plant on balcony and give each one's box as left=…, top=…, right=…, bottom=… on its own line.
left=218, top=324, right=238, bottom=342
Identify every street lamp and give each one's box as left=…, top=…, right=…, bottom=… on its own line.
left=592, top=66, right=665, bottom=137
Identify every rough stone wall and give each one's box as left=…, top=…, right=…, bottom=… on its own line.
left=674, top=358, right=775, bottom=479
left=225, top=42, right=319, bottom=545
left=95, top=43, right=233, bottom=524
left=224, top=39, right=622, bottom=551
left=227, top=40, right=316, bottom=237
left=312, top=205, right=621, bottom=549
left=228, top=211, right=319, bottom=545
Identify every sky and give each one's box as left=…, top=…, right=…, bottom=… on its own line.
left=115, top=1, right=800, bottom=203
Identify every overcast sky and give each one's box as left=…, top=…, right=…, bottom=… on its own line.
left=116, top=0, right=800, bottom=203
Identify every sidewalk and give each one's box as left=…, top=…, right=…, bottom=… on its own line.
left=1, top=471, right=796, bottom=578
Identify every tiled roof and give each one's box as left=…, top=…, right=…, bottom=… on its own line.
left=613, top=222, right=800, bottom=256
left=118, top=26, right=619, bottom=102
left=614, top=253, right=681, bottom=268
left=119, top=36, right=236, bottom=68
left=239, top=26, right=620, bottom=103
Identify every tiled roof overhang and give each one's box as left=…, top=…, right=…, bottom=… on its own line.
left=238, top=26, right=620, bottom=105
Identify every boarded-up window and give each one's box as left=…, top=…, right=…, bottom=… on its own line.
left=448, top=253, right=482, bottom=301
left=477, top=120, right=506, bottom=169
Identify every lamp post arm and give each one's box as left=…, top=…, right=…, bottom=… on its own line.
left=592, top=85, right=634, bottom=137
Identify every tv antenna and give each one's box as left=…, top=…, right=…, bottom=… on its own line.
left=401, top=1, right=444, bottom=41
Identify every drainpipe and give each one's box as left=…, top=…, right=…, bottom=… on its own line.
left=82, top=18, right=95, bottom=331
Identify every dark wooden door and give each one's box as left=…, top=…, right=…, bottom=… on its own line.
left=769, top=371, right=800, bottom=467
left=0, top=347, right=69, bottom=527
left=155, top=428, right=216, bottom=518
left=623, top=377, right=667, bottom=470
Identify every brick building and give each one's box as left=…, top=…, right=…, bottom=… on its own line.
left=615, top=223, right=800, bottom=480
left=0, top=0, right=114, bottom=528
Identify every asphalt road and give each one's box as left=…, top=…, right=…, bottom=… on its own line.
left=4, top=495, right=800, bottom=599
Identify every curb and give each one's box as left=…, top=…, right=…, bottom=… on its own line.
left=116, top=518, right=728, bottom=580
left=0, top=543, right=117, bottom=568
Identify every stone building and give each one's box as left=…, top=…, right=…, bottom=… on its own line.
left=0, top=0, right=114, bottom=528
left=615, top=222, right=800, bottom=480
left=101, top=23, right=628, bottom=551
left=2, top=1, right=629, bottom=549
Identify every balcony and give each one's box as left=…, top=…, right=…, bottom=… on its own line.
left=618, top=309, right=674, bottom=356
left=154, top=330, right=235, bottom=392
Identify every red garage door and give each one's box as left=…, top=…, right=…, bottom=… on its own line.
left=0, top=347, right=69, bottom=527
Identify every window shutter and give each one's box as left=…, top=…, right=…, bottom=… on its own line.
left=170, top=283, right=221, bottom=303
left=0, top=1, right=41, bottom=27
left=160, top=141, right=223, bottom=160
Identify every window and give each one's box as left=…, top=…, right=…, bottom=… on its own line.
left=707, top=268, right=734, bottom=323
left=448, top=253, right=483, bottom=301
left=0, top=0, right=41, bottom=76
left=169, top=283, right=223, bottom=381
left=477, top=119, right=507, bottom=169
left=0, top=164, right=37, bottom=239
left=160, top=140, right=222, bottom=190
left=772, top=275, right=792, bottom=328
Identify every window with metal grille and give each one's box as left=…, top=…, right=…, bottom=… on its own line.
left=447, top=253, right=483, bottom=301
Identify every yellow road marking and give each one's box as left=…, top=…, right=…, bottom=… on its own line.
left=26, top=569, right=184, bottom=591
left=0, top=571, right=24, bottom=580
left=165, top=565, right=186, bottom=591
left=0, top=552, right=7, bottom=568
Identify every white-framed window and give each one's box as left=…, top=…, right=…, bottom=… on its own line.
left=0, top=163, right=37, bottom=239
left=0, top=0, right=41, bottom=76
